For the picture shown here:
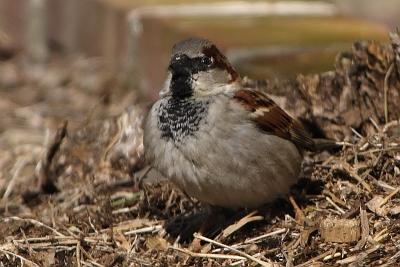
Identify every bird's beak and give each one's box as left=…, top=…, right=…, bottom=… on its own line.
left=168, top=55, right=191, bottom=77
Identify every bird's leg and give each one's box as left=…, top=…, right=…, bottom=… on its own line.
left=135, top=165, right=152, bottom=207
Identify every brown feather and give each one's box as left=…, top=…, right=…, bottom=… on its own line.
left=234, top=89, right=315, bottom=151
left=202, top=45, right=239, bottom=82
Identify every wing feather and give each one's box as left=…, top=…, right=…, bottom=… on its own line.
left=234, top=89, right=315, bottom=151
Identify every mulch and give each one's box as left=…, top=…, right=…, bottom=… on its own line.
left=0, top=31, right=399, bottom=266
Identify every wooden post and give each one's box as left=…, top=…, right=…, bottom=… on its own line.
left=26, top=0, right=48, bottom=63
left=124, top=13, right=147, bottom=98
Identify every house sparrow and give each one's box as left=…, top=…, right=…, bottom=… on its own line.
left=144, top=37, right=317, bottom=209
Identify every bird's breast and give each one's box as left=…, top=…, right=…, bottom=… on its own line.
left=156, top=97, right=210, bottom=143
left=144, top=96, right=303, bottom=208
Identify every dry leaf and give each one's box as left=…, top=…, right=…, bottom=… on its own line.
left=221, top=211, right=264, bottom=238
left=366, top=196, right=390, bottom=216
left=112, top=218, right=160, bottom=232
left=389, top=205, right=400, bottom=215
left=146, top=235, right=169, bottom=251
left=114, top=232, right=131, bottom=252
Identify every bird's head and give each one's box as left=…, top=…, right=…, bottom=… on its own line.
left=160, top=38, right=239, bottom=98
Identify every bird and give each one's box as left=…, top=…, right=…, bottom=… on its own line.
left=143, top=37, right=320, bottom=209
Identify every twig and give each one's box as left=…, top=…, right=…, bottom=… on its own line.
left=373, top=228, right=388, bottom=242
left=88, top=216, right=99, bottom=235
left=289, top=196, right=306, bottom=224
left=358, top=146, right=400, bottom=155
left=373, top=179, right=396, bottom=191
left=383, top=120, right=399, bottom=133
left=336, top=245, right=381, bottom=264
left=170, top=246, right=246, bottom=261
left=384, top=63, right=394, bottom=124
left=20, top=229, right=33, bottom=255
left=13, top=236, right=114, bottom=249
left=244, top=228, right=287, bottom=244
left=323, top=190, right=348, bottom=208
left=390, top=249, right=400, bottom=261
left=1, top=157, right=29, bottom=204
left=355, top=208, right=369, bottom=250
left=194, top=233, right=278, bottom=267
left=335, top=163, right=372, bottom=192
left=137, top=165, right=152, bottom=189
left=231, top=259, right=247, bottom=266
left=124, top=225, right=163, bottom=235
left=326, top=197, right=346, bottom=214
left=0, top=247, right=40, bottom=267
left=85, top=260, right=105, bottom=267
left=287, top=235, right=301, bottom=251
left=369, top=117, right=381, bottom=132
left=102, top=114, right=124, bottom=161
left=350, top=127, right=364, bottom=139
left=379, top=187, right=400, bottom=207
left=323, top=251, right=347, bottom=261
left=295, top=250, right=333, bottom=267
left=335, top=141, right=355, bottom=147
left=76, top=241, right=81, bottom=267
left=100, top=218, right=160, bottom=233
left=112, top=206, right=136, bottom=214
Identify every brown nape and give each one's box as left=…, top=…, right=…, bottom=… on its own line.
left=202, top=45, right=239, bottom=82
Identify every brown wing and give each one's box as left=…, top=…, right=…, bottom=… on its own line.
left=234, top=89, right=315, bottom=151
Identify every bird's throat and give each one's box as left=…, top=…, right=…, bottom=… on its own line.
left=171, top=73, right=193, bottom=98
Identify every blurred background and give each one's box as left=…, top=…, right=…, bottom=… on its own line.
left=0, top=0, right=398, bottom=100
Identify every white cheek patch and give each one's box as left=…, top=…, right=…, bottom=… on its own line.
left=159, top=73, right=172, bottom=97
left=191, top=69, right=235, bottom=96
left=191, top=73, right=209, bottom=92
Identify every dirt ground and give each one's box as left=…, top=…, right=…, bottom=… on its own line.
left=0, top=31, right=400, bottom=266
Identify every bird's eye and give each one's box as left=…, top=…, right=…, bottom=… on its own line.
left=201, top=56, right=213, bottom=66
